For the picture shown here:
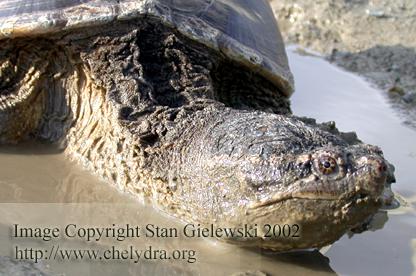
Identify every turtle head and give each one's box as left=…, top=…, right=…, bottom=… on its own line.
left=179, top=109, right=391, bottom=250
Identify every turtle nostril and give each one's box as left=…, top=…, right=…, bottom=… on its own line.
left=373, top=159, right=389, bottom=177
left=377, top=161, right=387, bottom=173
left=360, top=157, right=388, bottom=178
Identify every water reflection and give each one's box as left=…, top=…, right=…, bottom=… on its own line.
left=0, top=143, right=123, bottom=203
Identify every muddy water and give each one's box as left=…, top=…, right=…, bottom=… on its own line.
left=289, top=47, right=416, bottom=276
left=0, top=48, right=415, bottom=275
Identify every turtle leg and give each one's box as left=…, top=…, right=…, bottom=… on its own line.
left=0, top=41, right=48, bottom=143
left=0, top=38, right=76, bottom=144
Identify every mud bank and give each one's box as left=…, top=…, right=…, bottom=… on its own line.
left=270, top=0, right=416, bottom=128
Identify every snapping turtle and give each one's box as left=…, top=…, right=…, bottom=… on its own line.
left=0, top=0, right=392, bottom=251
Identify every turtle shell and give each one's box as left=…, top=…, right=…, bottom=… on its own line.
left=0, top=0, right=294, bottom=96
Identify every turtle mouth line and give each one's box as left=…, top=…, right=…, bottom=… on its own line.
left=248, top=193, right=339, bottom=209
left=247, top=190, right=376, bottom=209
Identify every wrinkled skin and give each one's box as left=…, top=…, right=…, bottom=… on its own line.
left=0, top=18, right=392, bottom=251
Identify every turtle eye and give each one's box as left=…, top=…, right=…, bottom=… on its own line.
left=316, top=156, right=338, bottom=175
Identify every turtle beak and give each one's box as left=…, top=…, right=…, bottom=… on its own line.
left=352, top=156, right=388, bottom=197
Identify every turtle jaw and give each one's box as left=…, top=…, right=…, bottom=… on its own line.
left=247, top=149, right=388, bottom=209
left=238, top=196, right=383, bottom=251
left=228, top=169, right=386, bottom=251
left=234, top=147, right=388, bottom=250
left=245, top=162, right=387, bottom=224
